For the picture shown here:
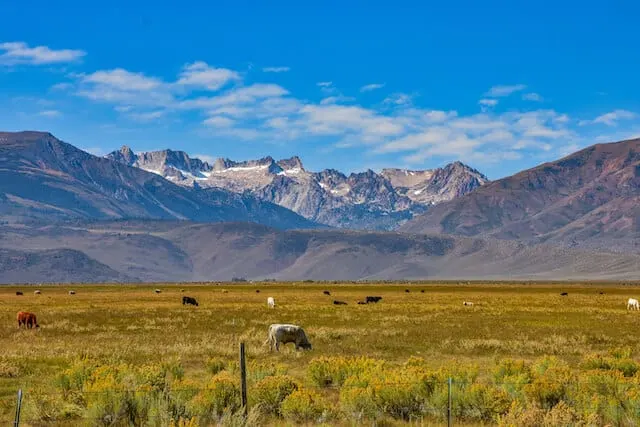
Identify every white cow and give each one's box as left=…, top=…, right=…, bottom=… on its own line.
left=266, top=324, right=312, bottom=351
left=628, top=298, right=639, bottom=310
left=463, top=301, right=474, bottom=306
left=267, top=297, right=275, bottom=308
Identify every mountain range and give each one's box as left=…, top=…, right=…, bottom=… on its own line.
left=401, top=138, right=640, bottom=253
left=0, top=130, right=638, bottom=283
left=106, top=146, right=488, bottom=230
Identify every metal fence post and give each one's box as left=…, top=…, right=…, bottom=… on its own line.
left=14, top=389, right=22, bottom=427
left=240, top=342, right=248, bottom=416
left=447, top=377, right=452, bottom=427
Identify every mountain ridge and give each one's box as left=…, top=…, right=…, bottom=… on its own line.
left=107, top=146, right=488, bottom=230
left=401, top=137, right=640, bottom=252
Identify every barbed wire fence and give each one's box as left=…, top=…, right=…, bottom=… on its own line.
left=2, top=343, right=638, bottom=425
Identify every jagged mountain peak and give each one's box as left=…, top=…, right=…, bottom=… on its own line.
left=108, top=148, right=489, bottom=230
left=277, top=156, right=304, bottom=171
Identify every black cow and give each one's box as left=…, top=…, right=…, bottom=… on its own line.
left=405, top=289, right=410, bottom=293
left=560, top=292, right=568, bottom=296
left=15, top=291, right=23, bottom=296
left=420, top=290, right=425, bottom=293
left=256, top=289, right=260, bottom=293
left=182, top=296, right=199, bottom=306
left=333, top=300, right=348, bottom=305
left=323, top=290, right=331, bottom=296
left=357, top=301, right=368, bottom=305
left=365, top=296, right=382, bottom=303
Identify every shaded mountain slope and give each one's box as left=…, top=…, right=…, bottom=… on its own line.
left=0, top=131, right=317, bottom=229
left=401, top=138, right=640, bottom=251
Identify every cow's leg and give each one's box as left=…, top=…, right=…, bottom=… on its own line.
left=275, top=341, right=280, bottom=352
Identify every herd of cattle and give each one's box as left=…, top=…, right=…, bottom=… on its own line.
left=11, top=288, right=640, bottom=351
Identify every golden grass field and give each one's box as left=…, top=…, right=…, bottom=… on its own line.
left=1, top=282, right=640, bottom=426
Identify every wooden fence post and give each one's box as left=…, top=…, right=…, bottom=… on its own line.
left=14, top=389, right=22, bottom=427
left=447, top=377, right=452, bottom=427
left=240, top=342, right=248, bottom=416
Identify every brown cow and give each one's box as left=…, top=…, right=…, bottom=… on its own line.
left=17, top=311, right=39, bottom=329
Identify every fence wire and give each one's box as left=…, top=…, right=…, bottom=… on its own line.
left=3, top=379, right=640, bottom=426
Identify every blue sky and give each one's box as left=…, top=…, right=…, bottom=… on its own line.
left=0, top=0, right=638, bottom=179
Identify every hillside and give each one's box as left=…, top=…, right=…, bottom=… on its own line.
left=0, top=221, right=637, bottom=283
left=0, top=131, right=317, bottom=230
left=401, top=138, right=640, bottom=252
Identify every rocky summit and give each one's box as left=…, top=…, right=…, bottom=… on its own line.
left=107, top=146, right=489, bottom=230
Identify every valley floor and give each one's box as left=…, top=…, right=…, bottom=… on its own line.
left=1, top=281, right=639, bottom=425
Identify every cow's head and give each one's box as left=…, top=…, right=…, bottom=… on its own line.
left=300, top=341, right=312, bottom=350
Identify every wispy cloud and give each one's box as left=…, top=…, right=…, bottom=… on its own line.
left=383, top=93, right=413, bottom=106
left=203, top=116, right=235, bottom=128
left=478, top=99, right=498, bottom=112
left=176, top=61, right=240, bottom=91
left=360, top=83, right=385, bottom=92
left=0, top=41, right=86, bottom=65
left=50, top=82, right=73, bottom=91
left=592, top=110, right=636, bottom=126
left=316, top=81, right=332, bottom=87
left=37, top=110, right=62, bottom=118
left=320, top=95, right=356, bottom=105
left=522, top=92, right=543, bottom=102
left=262, top=66, right=290, bottom=73
left=484, top=84, right=527, bottom=97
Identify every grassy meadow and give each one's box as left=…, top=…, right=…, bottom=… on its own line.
left=1, top=281, right=640, bottom=425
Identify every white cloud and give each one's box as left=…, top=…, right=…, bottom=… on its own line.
left=320, top=95, right=356, bottom=105
left=316, top=81, right=332, bottom=87
left=81, top=68, right=164, bottom=91
left=479, top=99, right=498, bottom=107
left=383, top=93, right=413, bottom=105
left=0, top=41, right=86, bottom=65
left=360, top=83, right=385, bottom=92
left=37, top=110, right=62, bottom=118
left=176, top=61, right=240, bottom=90
left=203, top=116, right=235, bottom=128
left=485, top=84, right=527, bottom=97
left=592, top=110, right=636, bottom=126
left=523, top=92, right=543, bottom=102
left=263, top=66, right=290, bottom=73
left=478, top=99, right=498, bottom=112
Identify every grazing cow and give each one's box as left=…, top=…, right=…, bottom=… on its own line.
left=17, top=311, right=39, bottom=329
left=154, top=289, right=162, bottom=294
left=267, top=297, right=276, bottom=308
left=365, top=296, right=382, bottom=303
left=180, top=289, right=185, bottom=292
left=628, top=298, right=640, bottom=311
left=69, top=290, right=76, bottom=295
left=323, top=291, right=331, bottom=296
left=599, top=292, right=605, bottom=295
left=182, top=296, right=199, bottom=306
left=15, top=291, right=23, bottom=296
left=463, top=301, right=474, bottom=306
left=560, top=292, right=568, bottom=296
left=256, top=290, right=260, bottom=293
left=420, top=290, right=425, bottom=293
left=34, top=290, right=41, bottom=295
left=357, top=301, right=368, bottom=305
left=333, top=300, right=348, bottom=305
left=266, top=324, right=312, bottom=351
left=405, top=289, right=410, bottom=293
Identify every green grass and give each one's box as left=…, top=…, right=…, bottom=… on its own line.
left=0, top=282, right=638, bottom=425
